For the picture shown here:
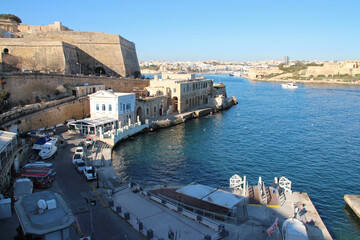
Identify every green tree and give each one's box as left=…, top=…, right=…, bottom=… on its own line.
left=0, top=14, right=22, bottom=24
left=0, top=90, right=11, bottom=113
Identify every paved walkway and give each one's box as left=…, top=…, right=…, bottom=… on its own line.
left=112, top=187, right=217, bottom=239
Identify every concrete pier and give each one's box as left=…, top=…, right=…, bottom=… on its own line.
left=344, top=194, right=360, bottom=219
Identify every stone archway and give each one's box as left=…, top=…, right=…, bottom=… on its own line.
left=94, top=67, right=106, bottom=76
left=136, top=106, right=144, bottom=123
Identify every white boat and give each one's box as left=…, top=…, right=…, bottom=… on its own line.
left=282, top=218, right=308, bottom=240
left=39, top=142, right=57, bottom=160
left=281, top=82, right=299, bottom=89
left=32, top=137, right=58, bottom=150
left=24, top=161, right=53, bottom=169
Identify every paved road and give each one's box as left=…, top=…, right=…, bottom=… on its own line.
left=50, top=132, right=144, bottom=240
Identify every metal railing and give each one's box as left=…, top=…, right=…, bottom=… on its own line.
left=258, top=177, right=267, bottom=205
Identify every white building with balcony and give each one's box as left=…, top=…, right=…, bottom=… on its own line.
left=89, top=90, right=135, bottom=126
left=67, top=90, right=147, bottom=146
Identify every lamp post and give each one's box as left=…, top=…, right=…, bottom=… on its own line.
left=76, top=62, right=82, bottom=74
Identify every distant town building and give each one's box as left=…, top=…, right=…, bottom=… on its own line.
left=147, top=72, right=213, bottom=113
left=284, top=56, right=289, bottom=65
left=14, top=190, right=74, bottom=240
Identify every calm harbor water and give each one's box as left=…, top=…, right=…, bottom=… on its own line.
left=112, top=75, right=360, bottom=239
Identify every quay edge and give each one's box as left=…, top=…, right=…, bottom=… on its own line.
left=344, top=194, right=360, bottom=219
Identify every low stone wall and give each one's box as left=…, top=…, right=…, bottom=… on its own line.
left=2, top=97, right=90, bottom=132
left=0, top=96, right=75, bottom=126
left=0, top=72, right=149, bottom=103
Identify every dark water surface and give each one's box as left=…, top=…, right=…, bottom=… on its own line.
left=112, top=76, right=360, bottom=239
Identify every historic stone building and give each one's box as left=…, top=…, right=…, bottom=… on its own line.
left=147, top=72, right=213, bottom=114
left=305, top=60, right=360, bottom=77
left=247, top=66, right=283, bottom=79
left=0, top=21, right=140, bottom=77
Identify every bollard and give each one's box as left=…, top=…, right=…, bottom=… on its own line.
left=138, top=221, right=143, bottom=231
left=116, top=206, right=122, bottom=213
left=218, top=224, right=225, bottom=231
left=108, top=200, right=114, bottom=207
left=204, top=235, right=211, bottom=240
left=124, top=212, right=130, bottom=221
left=161, top=199, right=166, bottom=204
left=147, top=229, right=153, bottom=239
left=221, top=230, right=229, bottom=237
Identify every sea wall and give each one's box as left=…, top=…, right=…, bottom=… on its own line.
left=149, top=96, right=238, bottom=130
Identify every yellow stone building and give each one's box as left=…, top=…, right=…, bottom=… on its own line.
left=147, top=72, right=213, bottom=113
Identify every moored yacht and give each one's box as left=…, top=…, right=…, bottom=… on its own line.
left=39, top=142, right=57, bottom=160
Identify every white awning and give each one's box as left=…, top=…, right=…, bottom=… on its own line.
left=176, top=183, right=217, bottom=199
left=202, top=190, right=244, bottom=209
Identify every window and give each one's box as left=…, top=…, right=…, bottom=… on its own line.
left=187, top=85, right=189, bottom=91
left=123, top=104, right=126, bottom=111
left=183, top=87, right=186, bottom=92
left=102, top=104, right=105, bottom=111
left=126, top=103, right=131, bottom=111
left=96, top=104, right=99, bottom=111
left=173, top=88, right=176, bottom=93
left=146, top=108, right=149, bottom=115
left=108, top=104, right=112, bottom=111
left=186, top=99, right=188, bottom=104
left=119, top=102, right=122, bottom=110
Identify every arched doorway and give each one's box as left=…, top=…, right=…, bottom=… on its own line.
left=172, top=97, right=178, bottom=112
left=136, top=107, right=144, bottom=123
left=94, top=67, right=106, bottom=76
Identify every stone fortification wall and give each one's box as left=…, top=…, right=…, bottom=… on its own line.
left=0, top=96, right=75, bottom=126
left=0, top=39, right=78, bottom=73
left=18, top=21, right=69, bottom=32
left=0, top=73, right=149, bottom=103
left=3, top=97, right=90, bottom=132
left=248, top=67, right=283, bottom=79
left=305, top=61, right=360, bottom=77
left=19, top=31, right=140, bottom=77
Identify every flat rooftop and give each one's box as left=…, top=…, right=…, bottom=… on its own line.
left=14, top=190, right=74, bottom=235
left=0, top=130, right=17, bottom=151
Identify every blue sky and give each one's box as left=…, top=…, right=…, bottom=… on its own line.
left=2, top=0, right=359, bottom=62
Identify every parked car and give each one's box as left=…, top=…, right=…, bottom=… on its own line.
left=83, top=166, right=97, bottom=180
left=74, top=160, right=87, bottom=173
left=85, top=137, right=93, bottom=147
left=72, top=153, right=84, bottom=165
left=75, top=146, right=85, bottom=155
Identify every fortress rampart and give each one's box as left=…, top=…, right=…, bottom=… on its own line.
left=0, top=73, right=149, bottom=103
left=1, top=21, right=140, bottom=77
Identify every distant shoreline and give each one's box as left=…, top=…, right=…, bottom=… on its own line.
left=246, top=77, right=360, bottom=86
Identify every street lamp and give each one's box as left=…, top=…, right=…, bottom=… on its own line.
left=76, top=63, right=82, bottom=74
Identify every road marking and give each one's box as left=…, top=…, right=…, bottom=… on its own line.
left=90, top=183, right=107, bottom=208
